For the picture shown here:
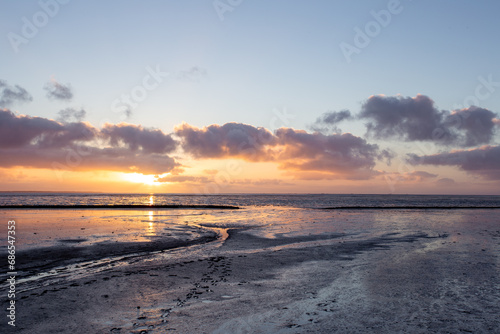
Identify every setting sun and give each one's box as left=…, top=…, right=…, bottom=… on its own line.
left=121, top=173, right=160, bottom=186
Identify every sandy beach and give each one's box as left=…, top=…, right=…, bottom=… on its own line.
left=1, top=207, right=499, bottom=333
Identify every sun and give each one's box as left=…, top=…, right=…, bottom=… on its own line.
left=121, top=173, right=160, bottom=186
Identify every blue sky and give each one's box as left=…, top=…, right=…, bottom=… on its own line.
left=1, top=0, right=500, bottom=193
left=2, top=0, right=499, bottom=129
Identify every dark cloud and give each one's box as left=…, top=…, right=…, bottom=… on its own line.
left=310, top=110, right=352, bottom=133
left=36, top=122, right=97, bottom=149
left=320, top=110, right=353, bottom=124
left=175, top=122, right=276, bottom=161
left=409, top=145, right=500, bottom=180
left=377, top=149, right=395, bottom=166
left=56, top=108, right=86, bottom=123
left=44, top=79, right=73, bottom=101
left=359, top=94, right=499, bottom=147
left=0, top=109, right=73, bottom=148
left=176, top=122, right=383, bottom=179
left=102, top=123, right=177, bottom=154
left=359, top=94, right=454, bottom=143
left=0, top=80, right=33, bottom=107
left=445, top=107, right=497, bottom=147
left=0, top=110, right=179, bottom=175
left=275, top=128, right=380, bottom=178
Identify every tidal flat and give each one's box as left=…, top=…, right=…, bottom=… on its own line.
left=1, top=207, right=499, bottom=333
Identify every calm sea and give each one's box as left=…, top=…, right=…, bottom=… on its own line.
left=1, top=193, right=500, bottom=208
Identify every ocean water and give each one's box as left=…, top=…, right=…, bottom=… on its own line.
left=1, top=193, right=500, bottom=208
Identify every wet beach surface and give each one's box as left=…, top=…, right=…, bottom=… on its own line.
left=0, top=207, right=499, bottom=333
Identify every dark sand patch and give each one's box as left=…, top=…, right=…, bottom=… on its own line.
left=58, top=239, right=88, bottom=244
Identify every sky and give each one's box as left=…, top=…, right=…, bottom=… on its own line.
left=1, top=0, right=500, bottom=194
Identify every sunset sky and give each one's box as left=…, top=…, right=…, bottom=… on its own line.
left=1, top=0, right=500, bottom=194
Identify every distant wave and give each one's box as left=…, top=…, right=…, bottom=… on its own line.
left=0, top=204, right=240, bottom=209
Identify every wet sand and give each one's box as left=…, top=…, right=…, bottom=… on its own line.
left=1, top=208, right=499, bottom=333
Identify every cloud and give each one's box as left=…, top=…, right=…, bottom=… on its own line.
left=310, top=110, right=353, bottom=134
left=44, top=79, right=73, bottom=101
left=0, top=109, right=179, bottom=175
left=359, top=95, right=500, bottom=147
left=175, top=122, right=276, bottom=161
left=102, top=123, right=177, bottom=154
left=0, top=109, right=81, bottom=148
left=359, top=94, right=454, bottom=143
left=307, top=95, right=500, bottom=157
left=378, top=148, right=395, bottom=166
left=176, top=122, right=383, bottom=179
left=0, top=80, right=33, bottom=107
left=56, top=108, right=86, bottom=123
left=409, top=145, right=500, bottom=180
left=319, top=110, right=353, bottom=124
left=446, top=107, right=498, bottom=147
left=275, top=128, right=380, bottom=178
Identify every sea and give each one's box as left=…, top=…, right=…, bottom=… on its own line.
left=2, top=193, right=500, bottom=208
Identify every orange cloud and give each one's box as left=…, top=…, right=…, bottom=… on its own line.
left=0, top=109, right=179, bottom=175
left=175, top=122, right=384, bottom=179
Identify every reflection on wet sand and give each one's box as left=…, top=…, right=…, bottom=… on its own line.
left=0, top=207, right=498, bottom=333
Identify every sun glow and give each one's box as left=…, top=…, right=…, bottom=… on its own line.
left=121, top=173, right=160, bottom=186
